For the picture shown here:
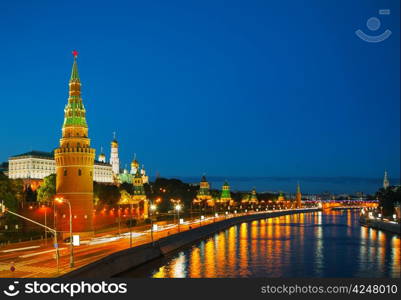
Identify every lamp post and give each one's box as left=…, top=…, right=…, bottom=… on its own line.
left=150, top=203, right=157, bottom=244
left=130, top=202, right=133, bottom=247
left=42, top=204, right=47, bottom=245
left=175, top=204, right=182, bottom=232
left=55, top=197, right=74, bottom=268
left=118, top=205, right=121, bottom=236
left=199, top=202, right=202, bottom=226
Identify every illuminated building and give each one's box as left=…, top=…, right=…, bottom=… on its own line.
left=241, top=188, right=258, bottom=205
left=383, top=170, right=390, bottom=189
left=218, top=180, right=232, bottom=204
left=295, top=182, right=302, bottom=207
left=8, top=151, right=55, bottom=180
left=277, top=191, right=285, bottom=202
left=196, top=175, right=213, bottom=205
left=249, top=188, right=258, bottom=204
left=110, top=132, right=120, bottom=176
left=132, top=169, right=148, bottom=218
left=54, top=50, right=95, bottom=234
left=118, top=157, right=148, bottom=184
left=8, top=151, right=113, bottom=184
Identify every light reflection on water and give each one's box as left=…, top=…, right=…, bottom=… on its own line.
left=124, top=211, right=400, bottom=278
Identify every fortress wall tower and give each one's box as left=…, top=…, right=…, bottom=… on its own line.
left=54, top=51, right=95, bottom=234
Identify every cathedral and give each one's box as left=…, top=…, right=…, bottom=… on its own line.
left=97, top=135, right=149, bottom=185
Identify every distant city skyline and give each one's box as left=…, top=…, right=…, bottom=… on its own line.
left=0, top=0, right=399, bottom=184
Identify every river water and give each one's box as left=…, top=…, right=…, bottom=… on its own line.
left=122, top=210, right=400, bottom=278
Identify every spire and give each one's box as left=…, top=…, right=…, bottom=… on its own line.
left=383, top=170, right=390, bottom=189
left=70, top=50, right=80, bottom=82
left=62, top=50, right=87, bottom=129
left=296, top=181, right=301, bottom=194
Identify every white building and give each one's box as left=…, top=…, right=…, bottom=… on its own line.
left=8, top=151, right=113, bottom=183
left=110, top=133, right=120, bottom=176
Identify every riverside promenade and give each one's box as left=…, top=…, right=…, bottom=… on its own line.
left=0, top=208, right=318, bottom=278
left=359, top=215, right=400, bottom=234
left=62, top=208, right=318, bottom=278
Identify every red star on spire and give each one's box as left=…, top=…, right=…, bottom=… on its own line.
left=72, top=50, right=78, bottom=58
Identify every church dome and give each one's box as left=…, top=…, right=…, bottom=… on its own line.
left=98, top=153, right=106, bottom=161
left=131, top=159, right=139, bottom=168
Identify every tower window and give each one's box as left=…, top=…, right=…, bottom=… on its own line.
left=64, top=169, right=67, bottom=176
left=78, top=169, right=82, bottom=176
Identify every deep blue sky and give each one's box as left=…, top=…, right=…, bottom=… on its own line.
left=0, top=0, right=399, bottom=185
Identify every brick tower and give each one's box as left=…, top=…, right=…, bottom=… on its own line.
left=296, top=182, right=302, bottom=208
left=54, top=51, right=95, bottom=235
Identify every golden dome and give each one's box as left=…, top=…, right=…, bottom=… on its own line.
left=131, top=159, right=139, bottom=168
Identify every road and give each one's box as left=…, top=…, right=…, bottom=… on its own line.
left=0, top=211, right=248, bottom=278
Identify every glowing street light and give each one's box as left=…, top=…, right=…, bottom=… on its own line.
left=55, top=196, right=74, bottom=268
left=175, top=204, right=182, bottom=232
left=150, top=202, right=157, bottom=243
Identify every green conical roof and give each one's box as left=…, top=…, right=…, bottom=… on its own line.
left=296, top=182, right=301, bottom=194
left=63, top=54, right=87, bottom=128
left=70, top=56, right=80, bottom=82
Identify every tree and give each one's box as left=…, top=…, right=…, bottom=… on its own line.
left=0, top=172, right=20, bottom=223
left=37, top=174, right=56, bottom=204
left=376, top=186, right=401, bottom=216
left=94, top=183, right=120, bottom=205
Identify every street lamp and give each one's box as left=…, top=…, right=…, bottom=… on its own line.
left=41, top=204, right=48, bottom=245
left=175, top=204, right=182, bottom=232
left=55, top=197, right=74, bottom=268
left=150, top=203, right=157, bottom=243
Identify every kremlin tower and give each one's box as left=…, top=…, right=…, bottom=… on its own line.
left=383, top=170, right=390, bottom=189
left=132, top=169, right=148, bottom=218
left=296, top=182, right=302, bottom=208
left=219, top=180, right=232, bottom=204
left=196, top=175, right=213, bottom=205
left=54, top=50, right=95, bottom=234
left=249, top=188, right=258, bottom=205
left=110, top=132, right=120, bottom=176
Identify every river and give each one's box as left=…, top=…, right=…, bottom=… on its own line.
left=122, top=210, right=400, bottom=278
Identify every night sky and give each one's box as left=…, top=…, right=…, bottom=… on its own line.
left=0, top=0, right=399, bottom=189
